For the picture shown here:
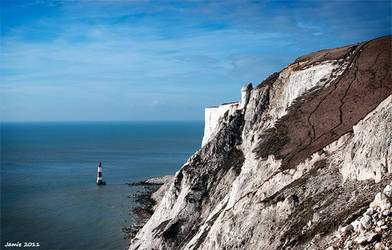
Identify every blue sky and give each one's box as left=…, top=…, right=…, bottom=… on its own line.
left=1, top=0, right=391, bottom=121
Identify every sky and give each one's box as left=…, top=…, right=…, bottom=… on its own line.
left=1, top=0, right=391, bottom=122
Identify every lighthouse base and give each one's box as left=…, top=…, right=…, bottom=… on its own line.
left=97, top=180, right=106, bottom=185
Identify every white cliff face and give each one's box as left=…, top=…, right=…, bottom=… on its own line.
left=238, top=83, right=253, bottom=110
left=339, top=95, right=392, bottom=183
left=202, top=102, right=239, bottom=146
left=202, top=83, right=253, bottom=147
left=129, top=36, right=392, bottom=250
left=187, top=94, right=392, bottom=250
left=257, top=61, right=345, bottom=132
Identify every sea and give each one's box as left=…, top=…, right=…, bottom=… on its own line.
left=0, top=121, right=204, bottom=250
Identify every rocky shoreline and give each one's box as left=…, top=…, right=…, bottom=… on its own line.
left=123, top=176, right=174, bottom=240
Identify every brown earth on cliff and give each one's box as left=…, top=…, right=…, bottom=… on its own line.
left=255, top=35, right=392, bottom=170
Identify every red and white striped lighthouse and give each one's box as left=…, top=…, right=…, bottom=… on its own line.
left=96, top=162, right=106, bottom=185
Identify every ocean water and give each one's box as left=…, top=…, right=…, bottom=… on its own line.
left=0, top=121, right=204, bottom=250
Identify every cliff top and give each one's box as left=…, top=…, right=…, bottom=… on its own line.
left=206, top=101, right=239, bottom=109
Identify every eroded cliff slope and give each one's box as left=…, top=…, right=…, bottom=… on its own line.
left=130, top=36, right=392, bottom=250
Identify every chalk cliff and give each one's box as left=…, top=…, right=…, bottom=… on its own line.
left=130, top=36, right=392, bottom=250
left=202, top=102, right=239, bottom=147
left=202, top=84, right=253, bottom=147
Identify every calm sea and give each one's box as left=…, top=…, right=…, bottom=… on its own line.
left=0, top=121, right=204, bottom=250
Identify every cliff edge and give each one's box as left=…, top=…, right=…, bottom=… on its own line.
left=130, top=36, right=392, bottom=250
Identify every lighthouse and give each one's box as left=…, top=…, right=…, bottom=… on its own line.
left=96, top=162, right=106, bottom=185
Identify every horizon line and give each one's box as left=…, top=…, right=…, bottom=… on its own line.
left=0, top=120, right=205, bottom=123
